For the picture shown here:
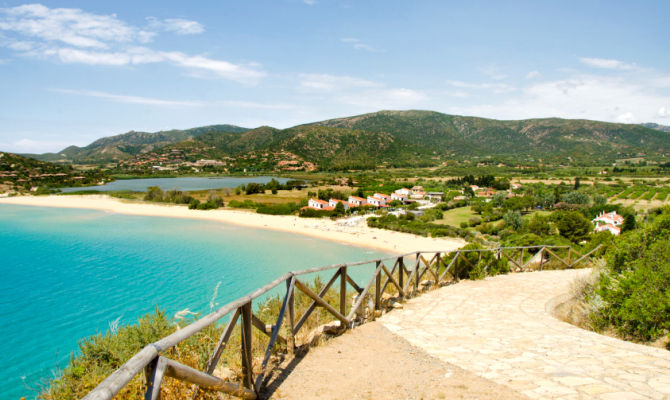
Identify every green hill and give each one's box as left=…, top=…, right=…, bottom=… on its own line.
left=314, top=110, right=670, bottom=164
left=26, top=124, right=249, bottom=163
left=23, top=111, right=670, bottom=170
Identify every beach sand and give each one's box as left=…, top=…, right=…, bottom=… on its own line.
left=0, top=195, right=466, bottom=254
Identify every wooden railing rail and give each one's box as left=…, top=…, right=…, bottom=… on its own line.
left=82, top=244, right=601, bottom=400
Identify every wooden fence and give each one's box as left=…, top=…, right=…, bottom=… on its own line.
left=81, top=244, right=601, bottom=400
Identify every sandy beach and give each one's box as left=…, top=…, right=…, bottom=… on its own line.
left=0, top=195, right=466, bottom=254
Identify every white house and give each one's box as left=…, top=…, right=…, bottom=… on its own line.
left=426, top=192, right=444, bottom=202
left=391, top=192, right=408, bottom=202
left=374, top=193, right=392, bottom=202
left=347, top=196, right=367, bottom=207
left=594, top=223, right=621, bottom=236
left=592, top=211, right=624, bottom=226
left=308, top=198, right=329, bottom=210
left=411, top=186, right=424, bottom=195
left=366, top=196, right=386, bottom=207
left=328, top=198, right=349, bottom=210
left=394, top=188, right=411, bottom=196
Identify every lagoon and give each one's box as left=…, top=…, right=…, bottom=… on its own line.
left=0, top=204, right=387, bottom=400
left=59, top=176, right=291, bottom=193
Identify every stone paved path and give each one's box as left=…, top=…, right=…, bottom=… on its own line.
left=380, top=269, right=670, bottom=400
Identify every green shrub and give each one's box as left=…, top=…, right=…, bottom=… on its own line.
left=588, top=208, right=670, bottom=344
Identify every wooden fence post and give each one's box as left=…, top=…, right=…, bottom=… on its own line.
left=375, top=261, right=381, bottom=311
left=339, top=266, right=347, bottom=316
left=398, top=257, right=404, bottom=299
left=240, top=302, right=254, bottom=391
left=286, top=278, right=295, bottom=354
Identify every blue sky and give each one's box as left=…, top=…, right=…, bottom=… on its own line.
left=0, top=0, right=669, bottom=153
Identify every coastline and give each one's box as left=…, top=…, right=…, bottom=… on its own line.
left=0, top=195, right=467, bottom=254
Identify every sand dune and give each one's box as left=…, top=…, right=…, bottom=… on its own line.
left=0, top=195, right=466, bottom=254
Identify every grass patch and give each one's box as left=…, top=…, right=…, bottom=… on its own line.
left=433, top=206, right=476, bottom=227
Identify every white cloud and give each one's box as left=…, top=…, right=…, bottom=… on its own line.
left=0, top=4, right=148, bottom=49
left=147, top=17, right=204, bottom=35
left=0, top=4, right=263, bottom=84
left=303, top=0, right=318, bottom=5
left=525, top=70, right=540, bottom=79
left=52, top=89, right=205, bottom=107
left=659, top=106, right=670, bottom=118
left=339, top=37, right=383, bottom=53
left=446, top=80, right=515, bottom=93
left=580, top=57, right=637, bottom=70
left=298, top=73, right=425, bottom=109
left=338, top=88, right=426, bottom=109
left=478, top=64, right=507, bottom=81
left=448, top=72, right=670, bottom=124
left=300, top=73, right=380, bottom=91
left=0, top=137, right=81, bottom=153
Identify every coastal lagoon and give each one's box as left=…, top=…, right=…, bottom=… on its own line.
left=0, top=204, right=388, bottom=400
left=59, top=176, right=291, bottom=193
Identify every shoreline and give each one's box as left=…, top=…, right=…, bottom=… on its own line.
left=0, top=195, right=467, bottom=254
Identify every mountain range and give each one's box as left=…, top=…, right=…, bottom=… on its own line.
left=21, top=110, right=670, bottom=169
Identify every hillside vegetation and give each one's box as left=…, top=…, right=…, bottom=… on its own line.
left=0, top=152, right=106, bottom=194
left=23, top=110, right=670, bottom=170
left=27, top=124, right=249, bottom=163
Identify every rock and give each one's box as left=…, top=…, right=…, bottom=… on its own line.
left=214, top=366, right=237, bottom=381
left=392, top=302, right=404, bottom=309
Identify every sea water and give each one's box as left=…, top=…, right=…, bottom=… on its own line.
left=0, top=204, right=388, bottom=399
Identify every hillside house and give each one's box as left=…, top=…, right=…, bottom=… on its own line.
left=592, top=211, right=624, bottom=226
left=391, top=192, right=409, bottom=203
left=374, top=193, right=392, bottom=203
left=426, top=192, right=444, bottom=202
left=594, top=223, right=621, bottom=236
left=395, top=188, right=411, bottom=196
left=476, top=188, right=497, bottom=198
left=347, top=196, right=367, bottom=207
left=411, top=186, right=424, bottom=195
left=308, top=198, right=329, bottom=210
left=328, top=198, right=349, bottom=210
left=366, top=196, right=387, bottom=207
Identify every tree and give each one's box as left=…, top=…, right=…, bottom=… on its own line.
left=561, top=191, right=590, bottom=205
left=144, top=186, right=164, bottom=202
left=536, top=191, right=556, bottom=209
left=623, top=214, right=636, bottom=231
left=553, top=211, right=591, bottom=242
left=503, top=210, right=523, bottom=230
left=492, top=192, right=507, bottom=207
left=463, top=186, right=475, bottom=198
left=526, top=213, right=551, bottom=236
left=334, top=201, right=345, bottom=216
left=574, top=177, right=581, bottom=190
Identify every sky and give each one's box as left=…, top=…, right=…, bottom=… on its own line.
left=0, top=0, right=669, bottom=153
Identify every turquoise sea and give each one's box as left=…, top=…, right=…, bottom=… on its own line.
left=0, top=204, right=388, bottom=400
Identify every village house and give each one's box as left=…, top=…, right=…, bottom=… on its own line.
left=394, top=187, right=411, bottom=196
left=476, top=187, right=497, bottom=198
left=391, top=192, right=409, bottom=203
left=426, top=192, right=444, bottom=202
left=374, top=193, right=392, bottom=203
left=328, top=198, right=349, bottom=210
left=308, top=198, right=329, bottom=210
left=366, top=195, right=387, bottom=207
left=411, top=186, right=424, bottom=195
left=592, top=211, right=624, bottom=226
left=347, top=195, right=367, bottom=207
left=594, top=223, right=621, bottom=236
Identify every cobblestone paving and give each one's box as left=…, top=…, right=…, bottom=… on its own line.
left=380, top=269, right=670, bottom=400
